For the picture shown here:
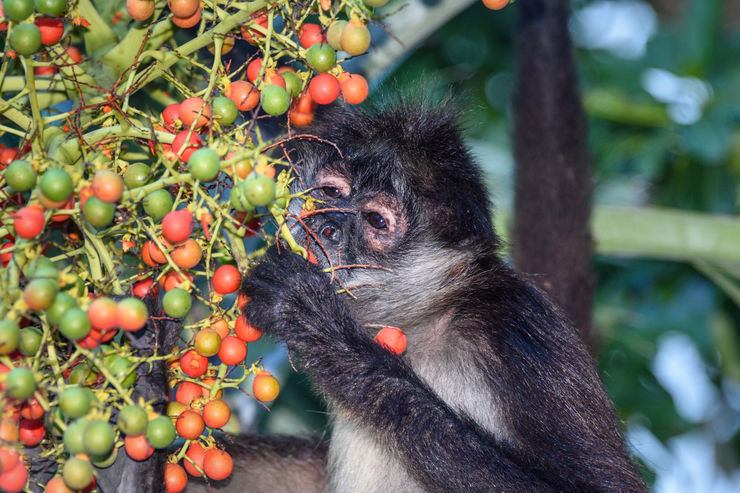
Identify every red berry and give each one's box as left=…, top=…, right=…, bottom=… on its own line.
left=309, top=74, right=340, bottom=105
left=161, top=209, right=193, bottom=243
left=374, top=326, right=407, bottom=355
left=212, top=265, right=241, bottom=294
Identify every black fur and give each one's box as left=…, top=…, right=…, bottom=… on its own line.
left=513, top=0, right=595, bottom=344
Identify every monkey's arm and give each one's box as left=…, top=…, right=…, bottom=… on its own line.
left=241, top=250, right=556, bottom=492
left=186, top=435, right=328, bottom=493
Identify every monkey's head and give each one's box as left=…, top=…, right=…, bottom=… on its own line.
left=285, top=102, right=500, bottom=328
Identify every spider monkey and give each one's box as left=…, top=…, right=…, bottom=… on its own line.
left=81, top=1, right=645, bottom=492
left=183, top=2, right=646, bottom=492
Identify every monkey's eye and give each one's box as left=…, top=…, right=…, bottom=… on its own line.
left=364, top=211, right=387, bottom=230
left=322, top=186, right=342, bottom=199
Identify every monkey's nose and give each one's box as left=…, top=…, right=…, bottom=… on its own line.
left=319, top=220, right=342, bottom=243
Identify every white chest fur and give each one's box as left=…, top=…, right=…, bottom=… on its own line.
left=326, top=338, right=509, bottom=493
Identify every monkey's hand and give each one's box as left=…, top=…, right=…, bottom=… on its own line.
left=241, top=248, right=353, bottom=366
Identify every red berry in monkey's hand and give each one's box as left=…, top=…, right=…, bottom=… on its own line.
left=374, top=326, right=407, bottom=355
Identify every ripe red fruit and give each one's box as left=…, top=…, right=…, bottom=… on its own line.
left=263, top=72, right=286, bottom=89
left=179, top=97, right=211, bottom=130
left=180, top=349, right=208, bottom=378
left=116, top=297, right=149, bottom=332
left=226, top=80, right=259, bottom=112
left=132, top=278, right=158, bottom=298
left=234, top=314, right=262, bottom=342
left=0, top=459, right=28, bottom=493
left=161, top=209, right=193, bottom=243
left=92, top=170, right=124, bottom=203
left=164, top=463, right=188, bottom=493
left=88, top=296, right=118, bottom=331
left=170, top=238, right=202, bottom=269
left=183, top=441, right=205, bottom=477
left=171, top=7, right=201, bottom=28
left=339, top=73, right=369, bottom=105
left=212, top=265, right=241, bottom=294
left=171, top=131, right=202, bottom=162
left=168, top=0, right=199, bottom=18
left=246, top=58, right=263, bottom=83
left=309, top=73, right=340, bottom=105
left=35, top=17, right=64, bottom=45
left=126, top=0, right=155, bottom=21
left=203, top=448, right=233, bottom=481
left=202, top=399, right=230, bottom=429
left=162, top=103, right=181, bottom=131
left=20, top=397, right=43, bottom=420
left=176, top=410, right=205, bottom=440
left=14, top=205, right=45, bottom=239
left=289, top=110, right=314, bottom=127
left=19, top=418, right=44, bottom=446
left=218, top=336, right=247, bottom=365
left=0, top=446, right=20, bottom=476
left=252, top=371, right=280, bottom=402
left=125, top=434, right=154, bottom=461
left=175, top=381, right=207, bottom=405
left=66, top=46, right=83, bottom=63
left=482, top=0, right=509, bottom=10
left=241, top=11, right=268, bottom=45
left=209, top=318, right=230, bottom=339
left=374, top=326, right=407, bottom=354
left=299, top=23, right=325, bottom=48
left=160, top=270, right=193, bottom=292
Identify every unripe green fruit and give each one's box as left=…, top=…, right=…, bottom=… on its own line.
left=59, top=307, right=91, bottom=341
left=0, top=319, right=20, bottom=355
left=83, top=196, right=115, bottom=228
left=327, top=20, right=347, bottom=51
left=40, top=168, right=73, bottom=202
left=5, top=367, right=36, bottom=399
left=46, top=292, right=78, bottom=325
left=306, top=43, right=336, bottom=73
left=163, top=287, right=191, bottom=318
left=118, top=405, right=148, bottom=435
left=83, top=420, right=115, bottom=456
left=281, top=71, right=301, bottom=98
left=35, top=0, right=67, bottom=17
left=10, top=23, right=42, bottom=56
left=4, top=0, right=34, bottom=22
left=107, top=356, right=136, bottom=388
left=63, top=456, right=94, bottom=490
left=146, top=415, right=176, bottom=449
left=60, top=386, right=92, bottom=419
left=143, top=189, right=173, bottom=220
left=212, top=96, right=238, bottom=126
left=64, top=419, right=89, bottom=454
left=188, top=148, right=221, bottom=182
left=260, top=85, right=290, bottom=116
left=4, top=160, right=36, bottom=191
left=18, top=327, right=42, bottom=356
left=241, top=172, right=276, bottom=206
left=124, top=162, right=151, bottom=189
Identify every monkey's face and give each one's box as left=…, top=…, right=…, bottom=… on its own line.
left=284, top=104, right=498, bottom=326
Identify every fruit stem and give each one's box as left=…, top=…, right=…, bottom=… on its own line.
left=77, top=346, right=136, bottom=406
left=134, top=0, right=268, bottom=91
left=46, top=340, right=67, bottom=389
left=76, top=0, right=119, bottom=53
left=270, top=204, right=307, bottom=258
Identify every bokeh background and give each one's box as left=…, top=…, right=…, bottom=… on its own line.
left=230, top=1, right=740, bottom=491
